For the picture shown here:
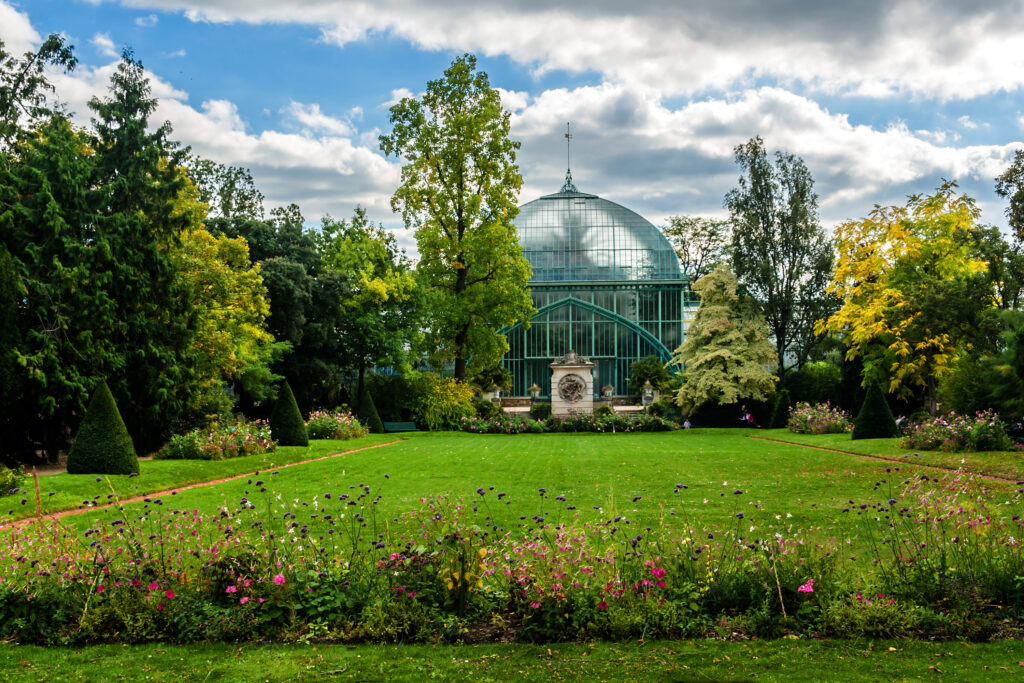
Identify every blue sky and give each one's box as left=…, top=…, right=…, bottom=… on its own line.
left=4, top=0, right=1024, bottom=252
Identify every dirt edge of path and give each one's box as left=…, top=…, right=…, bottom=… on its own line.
left=748, top=434, right=1022, bottom=485
left=4, top=439, right=402, bottom=530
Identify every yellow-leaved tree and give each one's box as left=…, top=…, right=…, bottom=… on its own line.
left=816, top=182, right=996, bottom=415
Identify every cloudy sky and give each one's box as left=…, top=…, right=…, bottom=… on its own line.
left=4, top=0, right=1024, bottom=251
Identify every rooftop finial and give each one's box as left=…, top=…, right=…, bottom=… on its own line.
left=561, top=121, right=578, bottom=193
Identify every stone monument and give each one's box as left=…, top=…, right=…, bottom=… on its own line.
left=550, top=349, right=595, bottom=416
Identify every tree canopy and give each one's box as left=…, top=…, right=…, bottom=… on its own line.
left=379, top=54, right=533, bottom=381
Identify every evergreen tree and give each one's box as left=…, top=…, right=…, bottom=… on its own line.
left=851, top=382, right=899, bottom=440
left=672, top=264, right=778, bottom=416
left=358, top=389, right=385, bottom=434
left=270, top=381, right=308, bottom=446
left=770, top=388, right=792, bottom=428
left=67, top=381, right=138, bottom=475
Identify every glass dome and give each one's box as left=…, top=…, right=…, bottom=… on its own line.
left=514, top=180, right=682, bottom=283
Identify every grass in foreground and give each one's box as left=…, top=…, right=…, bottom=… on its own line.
left=759, top=429, right=1024, bottom=481
left=2, top=640, right=1023, bottom=682
left=47, top=429, right=1019, bottom=537
left=1, top=435, right=398, bottom=523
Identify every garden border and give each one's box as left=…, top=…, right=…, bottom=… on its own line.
left=2, top=440, right=402, bottom=530
left=748, top=434, right=1022, bottom=484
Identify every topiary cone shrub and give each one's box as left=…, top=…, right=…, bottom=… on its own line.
left=851, top=382, right=899, bottom=440
left=770, top=388, right=792, bottom=428
left=270, top=381, right=308, bottom=446
left=358, top=389, right=385, bottom=434
left=67, top=380, right=139, bottom=475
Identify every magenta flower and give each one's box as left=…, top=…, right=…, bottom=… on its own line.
left=226, top=585, right=237, bottom=594
left=598, top=600, right=608, bottom=610
left=96, top=585, right=105, bottom=594
left=240, top=597, right=249, bottom=605
left=164, top=590, right=175, bottom=600
left=797, top=579, right=815, bottom=593
left=273, top=574, right=286, bottom=586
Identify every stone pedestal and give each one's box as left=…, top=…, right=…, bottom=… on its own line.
left=550, top=350, right=595, bottom=416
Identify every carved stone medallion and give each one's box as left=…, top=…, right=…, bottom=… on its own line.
left=557, top=373, right=586, bottom=403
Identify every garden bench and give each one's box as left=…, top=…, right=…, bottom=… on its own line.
left=383, top=421, right=420, bottom=432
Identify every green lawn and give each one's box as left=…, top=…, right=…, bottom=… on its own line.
left=759, top=428, right=1024, bottom=481
left=50, top=429, right=1019, bottom=538
left=0, top=435, right=397, bottom=524
left=2, top=639, right=1022, bottom=682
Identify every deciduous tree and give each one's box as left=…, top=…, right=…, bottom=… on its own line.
left=662, top=215, right=730, bottom=281
left=379, top=54, right=533, bottom=380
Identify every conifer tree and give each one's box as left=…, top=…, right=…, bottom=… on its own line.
left=67, top=381, right=138, bottom=475
left=270, top=381, right=308, bottom=446
left=851, top=382, right=899, bottom=440
left=770, top=388, right=792, bottom=428
left=358, top=389, right=385, bottom=434
left=672, top=264, right=778, bottom=416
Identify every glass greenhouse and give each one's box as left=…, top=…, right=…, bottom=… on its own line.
left=502, top=175, right=698, bottom=398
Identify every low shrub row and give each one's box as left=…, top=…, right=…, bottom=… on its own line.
left=305, top=409, right=369, bottom=440
left=156, top=420, right=276, bottom=460
left=0, top=469, right=1020, bottom=645
left=459, top=413, right=679, bottom=434
left=901, top=410, right=1017, bottom=452
left=787, top=402, right=853, bottom=434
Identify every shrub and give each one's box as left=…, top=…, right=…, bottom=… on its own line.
left=646, top=398, right=669, bottom=418
left=269, top=381, right=308, bottom=447
left=305, top=410, right=369, bottom=440
left=408, top=373, right=475, bottom=431
left=357, top=390, right=385, bottom=434
left=594, top=405, right=615, bottom=418
left=784, top=361, right=841, bottom=405
left=473, top=397, right=502, bottom=419
left=851, top=382, right=898, bottom=440
left=0, top=465, right=25, bottom=495
left=157, top=420, right=276, bottom=460
left=901, top=410, right=1015, bottom=452
left=786, top=402, right=852, bottom=434
left=770, top=389, right=792, bottom=428
left=67, top=381, right=139, bottom=475
left=628, top=355, right=672, bottom=397
left=529, top=402, right=552, bottom=420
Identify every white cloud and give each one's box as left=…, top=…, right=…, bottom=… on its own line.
left=163, top=48, right=186, bottom=58
left=91, top=32, right=118, bottom=58
left=381, top=88, right=413, bottom=108
left=0, top=2, right=39, bottom=55
left=135, top=13, right=159, bottom=27
left=958, top=115, right=979, bottom=130
left=285, top=101, right=354, bottom=137
left=108, top=0, right=1024, bottom=101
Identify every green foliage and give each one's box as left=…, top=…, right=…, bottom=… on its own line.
left=901, top=410, right=1014, bottom=452
left=593, top=404, right=615, bottom=418
left=528, top=402, right=552, bottom=420
left=66, top=381, right=139, bottom=475
left=769, top=388, right=792, bottom=428
left=851, top=382, right=899, bottom=440
left=783, top=361, right=841, bottom=405
left=380, top=54, right=534, bottom=380
left=365, top=374, right=413, bottom=422
left=408, top=373, right=475, bottom=431
left=473, top=397, right=502, bottom=419
left=726, top=137, right=834, bottom=375
left=671, top=264, right=778, bottom=416
left=0, top=33, right=77, bottom=148
left=185, top=157, right=264, bottom=220
left=357, top=389, right=385, bottom=435
left=663, top=215, right=731, bottom=281
left=0, top=465, right=24, bottom=495
left=627, top=355, right=671, bottom=397
left=787, top=402, right=852, bottom=434
left=995, top=148, right=1024, bottom=243
left=269, top=382, right=308, bottom=447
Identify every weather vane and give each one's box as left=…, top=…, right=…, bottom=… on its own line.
left=561, top=122, right=578, bottom=193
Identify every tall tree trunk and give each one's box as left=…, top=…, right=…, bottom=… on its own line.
left=453, top=326, right=468, bottom=381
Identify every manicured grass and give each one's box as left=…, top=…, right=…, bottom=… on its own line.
left=0, top=435, right=398, bottom=524
left=52, top=429, right=1019, bottom=537
left=760, top=428, right=1024, bottom=481
left=3, top=639, right=1023, bottom=682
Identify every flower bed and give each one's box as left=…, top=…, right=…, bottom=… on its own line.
left=901, top=410, right=1016, bottom=452
left=1, top=467, right=1019, bottom=645
left=305, top=409, right=369, bottom=440
left=786, top=402, right=852, bottom=434
left=459, top=413, right=678, bottom=434
left=156, top=420, right=276, bottom=460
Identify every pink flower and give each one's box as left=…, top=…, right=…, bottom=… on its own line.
left=529, top=601, right=541, bottom=609
left=226, top=585, right=237, bottom=594
left=598, top=600, right=608, bottom=610
left=149, top=582, right=160, bottom=591
left=131, top=579, right=141, bottom=587
left=96, top=585, right=105, bottom=594
left=243, top=579, right=251, bottom=588
left=273, top=574, right=286, bottom=586
left=797, top=579, right=815, bottom=593
left=157, top=603, right=164, bottom=611
left=650, top=567, right=666, bottom=579
left=240, top=597, right=249, bottom=605
left=164, top=590, right=175, bottom=600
